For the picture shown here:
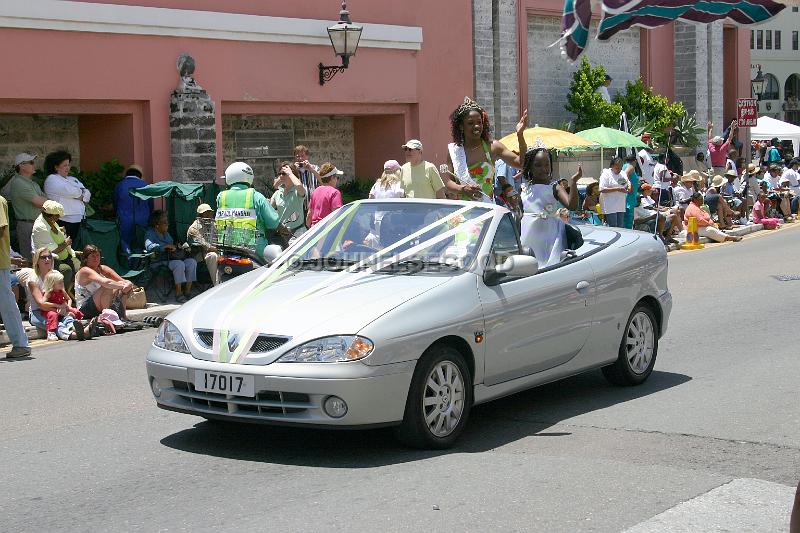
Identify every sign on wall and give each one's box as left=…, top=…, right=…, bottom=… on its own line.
left=234, top=129, right=295, bottom=178
left=737, top=98, right=758, bottom=127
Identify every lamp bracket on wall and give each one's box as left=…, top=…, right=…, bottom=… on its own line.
left=319, top=60, right=348, bottom=86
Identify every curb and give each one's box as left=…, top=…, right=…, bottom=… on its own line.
left=0, top=303, right=181, bottom=345
left=671, top=220, right=797, bottom=252
left=127, top=303, right=181, bottom=322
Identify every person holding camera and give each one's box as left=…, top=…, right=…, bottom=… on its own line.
left=293, top=145, right=320, bottom=212
left=271, top=161, right=307, bottom=244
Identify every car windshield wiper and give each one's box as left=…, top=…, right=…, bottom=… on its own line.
left=375, top=259, right=461, bottom=274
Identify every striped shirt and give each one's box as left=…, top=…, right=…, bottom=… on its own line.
left=298, top=165, right=319, bottom=210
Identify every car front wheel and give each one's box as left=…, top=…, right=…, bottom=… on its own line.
left=394, top=345, right=472, bottom=449
left=602, top=305, right=658, bottom=386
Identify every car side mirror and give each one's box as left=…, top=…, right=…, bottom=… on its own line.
left=262, top=244, right=283, bottom=265
left=497, top=255, right=539, bottom=276
left=484, top=255, right=538, bottom=285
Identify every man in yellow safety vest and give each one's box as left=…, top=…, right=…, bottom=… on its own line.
left=215, top=162, right=285, bottom=261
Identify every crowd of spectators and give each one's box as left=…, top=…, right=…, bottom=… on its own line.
left=3, top=123, right=799, bottom=355
left=0, top=151, right=157, bottom=352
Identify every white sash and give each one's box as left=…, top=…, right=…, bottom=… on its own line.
left=448, top=143, right=470, bottom=183
left=447, top=142, right=493, bottom=203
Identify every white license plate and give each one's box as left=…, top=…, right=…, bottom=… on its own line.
left=194, top=370, right=255, bottom=398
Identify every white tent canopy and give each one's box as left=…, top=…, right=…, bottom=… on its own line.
left=751, top=116, right=800, bottom=157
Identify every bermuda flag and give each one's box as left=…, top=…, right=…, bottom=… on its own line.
left=560, top=0, right=787, bottom=61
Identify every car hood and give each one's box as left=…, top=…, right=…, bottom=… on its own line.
left=169, top=268, right=455, bottom=363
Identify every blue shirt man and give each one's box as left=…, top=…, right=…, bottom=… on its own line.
left=493, top=159, right=521, bottom=205
left=113, top=165, right=153, bottom=252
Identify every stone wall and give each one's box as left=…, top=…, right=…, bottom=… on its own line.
left=222, top=115, right=355, bottom=180
left=0, top=115, right=80, bottom=170
left=674, top=22, right=697, bottom=114
left=169, top=90, right=217, bottom=182
left=472, top=0, right=519, bottom=138
left=673, top=20, right=724, bottom=133
left=526, top=15, right=641, bottom=127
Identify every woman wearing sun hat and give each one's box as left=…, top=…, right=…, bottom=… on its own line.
left=31, top=200, right=79, bottom=293
left=306, top=162, right=344, bottom=228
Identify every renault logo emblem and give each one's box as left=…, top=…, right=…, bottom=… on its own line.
left=227, top=334, right=240, bottom=352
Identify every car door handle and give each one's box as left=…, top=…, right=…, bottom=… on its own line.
left=575, top=281, right=591, bottom=292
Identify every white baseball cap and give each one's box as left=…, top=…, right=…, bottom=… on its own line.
left=401, top=139, right=423, bottom=150
left=14, top=153, right=37, bottom=166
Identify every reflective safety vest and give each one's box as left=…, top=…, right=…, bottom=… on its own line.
left=215, top=188, right=258, bottom=249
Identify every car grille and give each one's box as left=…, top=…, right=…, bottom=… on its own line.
left=194, top=330, right=289, bottom=353
left=169, top=380, right=311, bottom=417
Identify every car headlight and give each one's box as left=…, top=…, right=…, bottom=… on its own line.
left=153, top=320, right=190, bottom=354
left=277, top=336, right=374, bottom=363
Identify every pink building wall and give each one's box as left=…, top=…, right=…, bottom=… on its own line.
left=723, top=26, right=753, bottom=124
left=0, top=1, right=473, bottom=180
left=640, top=25, right=676, bottom=102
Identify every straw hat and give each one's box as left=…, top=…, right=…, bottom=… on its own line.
left=746, top=163, right=761, bottom=175
left=680, top=170, right=703, bottom=183
left=42, top=200, right=64, bottom=216
left=711, top=175, right=726, bottom=189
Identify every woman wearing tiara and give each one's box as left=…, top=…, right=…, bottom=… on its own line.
left=445, top=97, right=528, bottom=202
left=519, top=144, right=582, bottom=267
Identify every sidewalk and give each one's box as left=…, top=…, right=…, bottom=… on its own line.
left=0, top=302, right=180, bottom=345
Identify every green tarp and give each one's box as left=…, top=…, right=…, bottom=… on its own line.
left=129, top=181, right=206, bottom=201
left=130, top=181, right=222, bottom=242
left=76, top=218, right=141, bottom=278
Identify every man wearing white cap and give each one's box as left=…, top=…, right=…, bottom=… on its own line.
left=8, top=153, right=46, bottom=260
left=187, top=203, right=219, bottom=285
left=399, top=139, right=447, bottom=199
left=707, top=120, right=736, bottom=175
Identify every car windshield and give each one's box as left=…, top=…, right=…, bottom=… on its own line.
left=284, top=201, right=493, bottom=273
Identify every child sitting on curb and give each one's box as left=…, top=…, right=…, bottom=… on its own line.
left=43, top=270, right=84, bottom=341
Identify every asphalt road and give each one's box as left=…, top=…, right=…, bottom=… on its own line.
left=2, top=226, right=799, bottom=532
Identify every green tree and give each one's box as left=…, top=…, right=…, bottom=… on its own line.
left=564, top=57, right=622, bottom=131
left=613, top=78, right=684, bottom=142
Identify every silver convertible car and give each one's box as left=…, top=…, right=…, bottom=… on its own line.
left=146, top=199, right=671, bottom=448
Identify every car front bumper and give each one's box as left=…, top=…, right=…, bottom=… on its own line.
left=146, top=346, right=415, bottom=427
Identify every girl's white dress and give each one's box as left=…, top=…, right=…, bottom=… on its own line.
left=519, top=181, right=565, bottom=268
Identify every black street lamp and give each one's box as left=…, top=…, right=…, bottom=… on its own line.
left=318, top=1, right=363, bottom=86
left=751, top=68, right=765, bottom=101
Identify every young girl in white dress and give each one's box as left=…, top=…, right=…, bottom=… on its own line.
left=519, top=146, right=582, bottom=267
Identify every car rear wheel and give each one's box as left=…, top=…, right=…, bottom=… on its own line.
left=394, top=345, right=472, bottom=449
left=602, top=305, right=658, bottom=386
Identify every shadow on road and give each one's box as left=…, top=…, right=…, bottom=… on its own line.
left=160, top=369, right=691, bottom=466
